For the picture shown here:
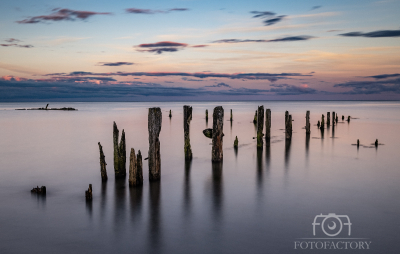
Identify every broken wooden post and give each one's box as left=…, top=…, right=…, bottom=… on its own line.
left=317, top=120, right=320, bottom=128
left=257, top=106, right=264, bottom=148
left=336, top=115, right=338, bottom=123
left=169, top=110, right=172, bottom=118
left=253, top=110, right=257, bottom=124
left=332, top=112, right=335, bottom=125
left=327, top=112, right=330, bottom=126
left=183, top=105, right=193, bottom=161
left=265, top=109, right=271, bottom=140
left=212, top=106, right=224, bottom=162
left=113, top=122, right=126, bottom=178
left=205, top=109, right=208, bottom=121
left=85, top=184, right=92, bottom=200
left=148, top=107, right=162, bottom=181
left=306, top=110, right=311, bottom=134
left=31, top=186, right=46, bottom=194
left=285, top=114, right=292, bottom=139
left=229, top=109, right=233, bottom=122
left=347, top=116, right=351, bottom=122
left=357, top=139, right=360, bottom=148
left=45, top=104, right=49, bottom=110
left=129, top=149, right=143, bottom=187
left=285, top=111, right=289, bottom=126
left=98, top=142, right=108, bottom=182
left=375, top=139, right=378, bottom=147
left=320, top=114, right=325, bottom=129
left=234, top=136, right=238, bottom=148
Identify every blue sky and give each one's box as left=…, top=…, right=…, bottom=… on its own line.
left=0, top=0, right=399, bottom=101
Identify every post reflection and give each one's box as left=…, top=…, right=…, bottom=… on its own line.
left=114, top=178, right=126, bottom=236
left=31, top=192, right=46, bottom=209
left=265, top=139, right=271, bottom=170
left=211, top=162, right=223, bottom=222
left=284, top=138, right=292, bottom=171
left=257, top=148, right=263, bottom=189
left=148, top=181, right=162, bottom=253
left=100, top=181, right=107, bottom=220
left=183, top=160, right=192, bottom=218
left=86, top=198, right=92, bottom=218
left=129, top=185, right=143, bottom=223
left=305, top=133, right=310, bottom=164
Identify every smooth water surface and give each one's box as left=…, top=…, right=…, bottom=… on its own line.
left=0, top=101, right=399, bottom=253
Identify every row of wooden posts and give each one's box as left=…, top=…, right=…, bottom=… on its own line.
left=96, top=106, right=353, bottom=187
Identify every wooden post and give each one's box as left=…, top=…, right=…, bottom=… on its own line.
left=205, top=109, right=208, bottom=121
left=320, top=114, right=325, bottom=129
left=317, top=120, right=320, bottom=128
left=285, top=111, right=289, bottom=126
left=85, top=184, right=92, bottom=200
left=285, top=114, right=292, bottom=139
left=257, top=106, right=264, bottom=148
left=336, top=115, right=338, bottom=123
left=230, top=109, right=233, bottom=122
left=148, top=107, right=162, bottom=181
left=357, top=139, right=360, bottom=147
left=327, top=112, right=330, bottom=125
left=183, top=105, right=193, bottom=161
left=265, top=109, right=271, bottom=140
left=253, top=110, right=257, bottom=124
left=169, top=110, right=172, bottom=118
left=234, top=136, right=238, bottom=148
left=129, top=149, right=143, bottom=186
left=332, top=112, right=335, bottom=125
left=375, top=139, right=378, bottom=147
left=306, top=110, right=310, bottom=134
left=113, top=122, right=126, bottom=178
left=347, top=116, right=351, bottom=122
left=342, top=115, right=344, bottom=120
left=98, top=142, right=108, bottom=182
left=212, top=106, right=224, bottom=162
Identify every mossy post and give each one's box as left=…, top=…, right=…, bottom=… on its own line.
left=306, top=110, right=311, bottom=134
left=265, top=109, right=271, bottom=140
left=257, top=105, right=264, bottom=148
left=148, top=107, right=162, bottom=181
left=129, top=149, right=143, bottom=187
left=212, top=106, right=224, bottom=162
left=183, top=105, right=193, bottom=161
left=327, top=112, right=331, bottom=126
left=285, top=114, right=292, bottom=139
left=98, top=142, right=108, bottom=182
left=113, top=122, right=126, bottom=178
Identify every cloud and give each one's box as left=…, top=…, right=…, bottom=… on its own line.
left=212, top=36, right=314, bottom=44
left=182, top=77, right=204, bottom=82
left=311, top=6, right=322, bottom=10
left=0, top=43, right=33, bottom=48
left=264, top=15, right=286, bottom=26
left=250, top=11, right=276, bottom=18
left=334, top=78, right=400, bottom=94
left=51, top=71, right=311, bottom=82
left=268, top=84, right=317, bottom=95
left=339, top=29, right=400, bottom=38
left=5, top=38, right=21, bottom=43
left=192, top=44, right=208, bottom=48
left=16, top=8, right=111, bottom=24
left=205, top=82, right=231, bottom=88
left=136, top=41, right=188, bottom=54
left=125, top=8, right=189, bottom=14
left=366, top=73, right=400, bottom=79
left=98, top=62, right=134, bottom=66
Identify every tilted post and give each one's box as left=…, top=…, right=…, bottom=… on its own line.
left=212, top=106, right=224, bottom=162
left=183, top=105, right=193, bottom=161
left=257, top=106, right=264, bottom=148
left=98, top=142, right=108, bottom=182
left=148, top=107, right=162, bottom=181
left=113, top=122, right=126, bottom=178
left=265, top=109, right=271, bottom=140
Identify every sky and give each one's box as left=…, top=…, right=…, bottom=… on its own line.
left=0, top=0, right=399, bottom=101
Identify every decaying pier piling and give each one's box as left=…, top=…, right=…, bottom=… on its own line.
left=253, top=110, right=257, bottom=124
left=327, top=112, right=331, bottom=126
left=332, top=112, right=336, bottom=125
left=212, top=106, right=224, bottom=162
left=98, top=142, right=108, bottom=182
left=320, top=114, right=325, bottom=129
left=257, top=106, right=264, bottom=148
left=129, top=148, right=143, bottom=186
left=234, top=136, right=238, bottom=148
left=265, top=109, right=271, bottom=140
left=306, top=111, right=310, bottom=134
left=347, top=116, right=351, bottom=122
left=113, top=122, right=126, bottom=178
left=85, top=184, right=92, bottom=200
left=183, top=105, right=193, bottom=161
left=148, top=107, right=162, bottom=181
left=206, top=109, right=208, bottom=121
left=169, top=110, right=172, bottom=118
left=285, top=111, right=292, bottom=139
left=230, top=109, right=233, bottom=122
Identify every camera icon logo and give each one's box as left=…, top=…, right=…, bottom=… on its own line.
left=312, top=213, right=352, bottom=237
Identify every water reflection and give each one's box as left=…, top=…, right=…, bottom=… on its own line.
left=114, top=178, right=126, bottom=236
left=305, top=133, right=310, bottom=165
left=257, top=149, right=263, bottom=189
left=31, top=192, right=46, bottom=209
left=129, top=185, right=143, bottom=223
left=211, top=162, right=223, bottom=222
left=148, top=181, right=162, bottom=253
left=265, top=139, right=271, bottom=170
left=100, top=181, right=107, bottom=220
left=284, top=138, right=292, bottom=171
left=183, top=160, right=192, bottom=218
left=86, top=198, right=92, bottom=218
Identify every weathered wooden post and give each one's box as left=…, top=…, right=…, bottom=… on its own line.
left=285, top=114, right=292, bottom=139
left=212, top=106, right=224, bottom=162
left=375, top=139, right=378, bottom=147
left=327, top=112, right=330, bottom=126
left=285, top=111, right=289, bottom=126
left=357, top=139, right=360, bottom=148
left=332, top=112, right=335, bottom=125
left=336, top=115, right=338, bottom=123
left=205, top=109, right=208, bottom=121
left=148, top=107, right=162, bottom=181
left=113, top=122, right=126, bottom=178
left=85, top=184, right=92, bottom=200
left=169, top=110, right=172, bottom=118
left=306, top=110, right=311, bottom=134
left=347, top=116, right=351, bottom=122
left=317, top=120, right=320, bottom=128
left=257, top=106, right=264, bottom=148
left=320, top=114, right=325, bottom=129
left=230, top=109, right=233, bottom=122
left=234, top=136, right=238, bottom=148
left=98, top=142, right=108, bottom=182
left=183, top=105, right=193, bottom=161
left=265, top=109, right=271, bottom=140
left=342, top=115, right=344, bottom=120
left=129, top=149, right=143, bottom=186
left=253, top=110, right=257, bottom=124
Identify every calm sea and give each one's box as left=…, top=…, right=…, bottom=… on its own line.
left=0, top=101, right=399, bottom=253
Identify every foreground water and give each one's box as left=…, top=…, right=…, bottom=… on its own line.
left=0, top=101, right=399, bottom=253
